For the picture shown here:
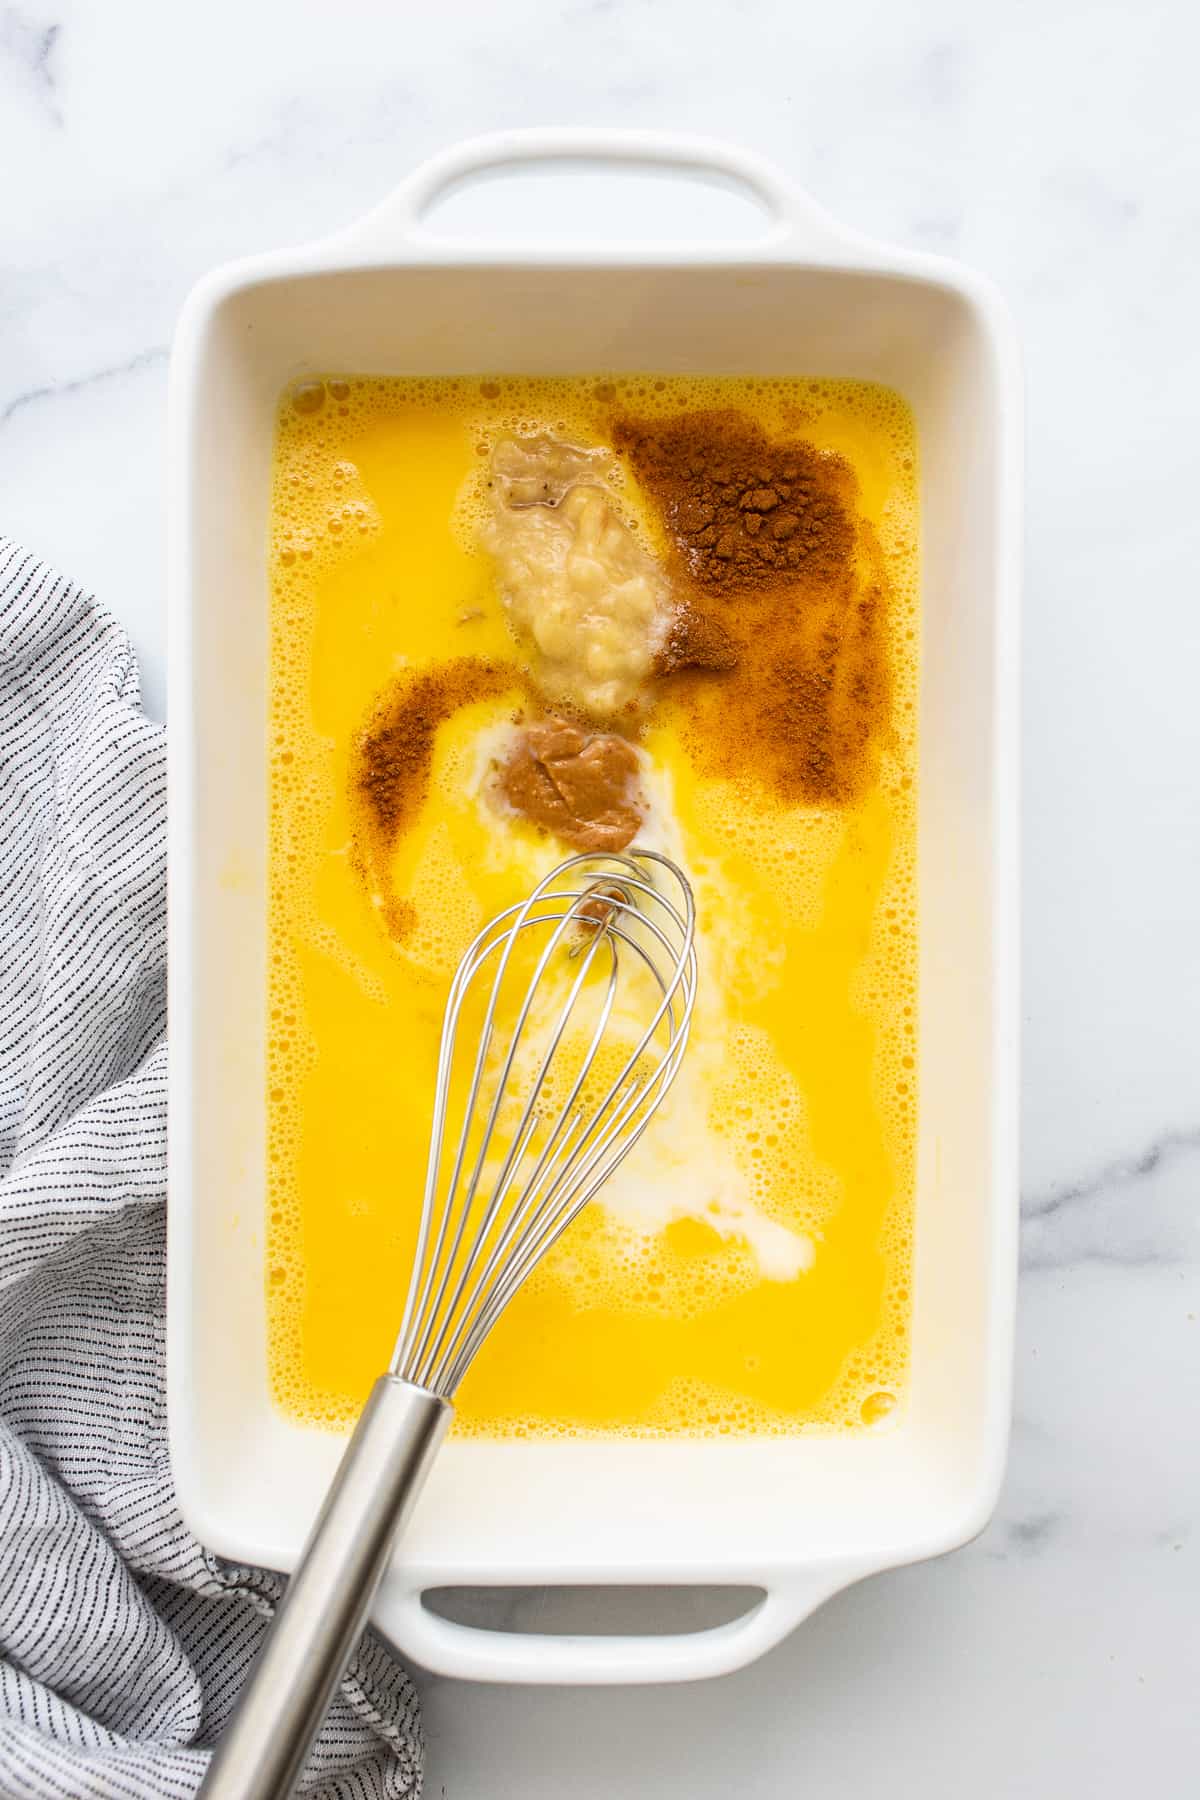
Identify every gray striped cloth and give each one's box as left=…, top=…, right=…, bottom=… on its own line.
left=0, top=541, right=424, bottom=1798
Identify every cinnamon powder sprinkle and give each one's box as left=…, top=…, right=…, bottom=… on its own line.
left=654, top=600, right=739, bottom=677
left=613, top=410, right=891, bottom=806
left=356, top=658, right=513, bottom=846
left=352, top=658, right=515, bottom=936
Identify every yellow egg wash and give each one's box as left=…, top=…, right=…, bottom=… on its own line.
left=266, top=375, right=918, bottom=1437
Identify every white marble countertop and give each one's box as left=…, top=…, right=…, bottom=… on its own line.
left=3, top=0, right=1197, bottom=1792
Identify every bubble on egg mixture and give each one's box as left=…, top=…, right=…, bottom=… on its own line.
left=584, top=1053, right=816, bottom=1287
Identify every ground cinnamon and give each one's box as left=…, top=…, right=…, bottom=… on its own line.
left=356, top=658, right=512, bottom=846
left=654, top=600, right=738, bottom=677
left=612, top=409, right=856, bottom=596
left=352, top=657, right=514, bottom=935
left=613, top=410, right=890, bottom=806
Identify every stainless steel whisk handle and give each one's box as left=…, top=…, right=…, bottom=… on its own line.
left=198, top=1377, right=450, bottom=1800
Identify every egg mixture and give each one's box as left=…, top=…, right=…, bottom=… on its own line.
left=266, top=374, right=918, bottom=1437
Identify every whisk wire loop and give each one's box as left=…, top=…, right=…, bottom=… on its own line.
left=390, top=851, right=696, bottom=1399
left=407, top=908, right=619, bottom=1388
left=395, top=872, right=604, bottom=1368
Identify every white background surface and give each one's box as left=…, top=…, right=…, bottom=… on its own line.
left=3, top=1, right=1197, bottom=1793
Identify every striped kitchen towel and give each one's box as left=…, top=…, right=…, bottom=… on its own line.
left=0, top=541, right=424, bottom=1799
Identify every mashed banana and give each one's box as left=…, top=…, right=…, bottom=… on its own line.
left=484, top=437, right=672, bottom=720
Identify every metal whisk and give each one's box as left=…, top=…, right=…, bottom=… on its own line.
left=200, top=850, right=696, bottom=1800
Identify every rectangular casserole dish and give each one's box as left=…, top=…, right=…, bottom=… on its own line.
left=167, top=130, right=1020, bottom=1683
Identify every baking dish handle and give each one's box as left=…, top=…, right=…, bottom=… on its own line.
left=377, top=1568, right=856, bottom=1684
left=329, top=129, right=857, bottom=261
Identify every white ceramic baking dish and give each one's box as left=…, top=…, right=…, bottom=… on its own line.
left=167, top=130, right=1020, bottom=1684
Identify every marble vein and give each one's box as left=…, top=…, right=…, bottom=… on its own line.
left=980, top=1508, right=1066, bottom=1562
left=1020, top=1124, right=1200, bottom=1273
left=1, top=6, right=60, bottom=124
left=1023, top=1125, right=1200, bottom=1219
left=1, top=345, right=168, bottom=427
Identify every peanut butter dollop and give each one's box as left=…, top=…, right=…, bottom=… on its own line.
left=501, top=719, right=644, bottom=852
